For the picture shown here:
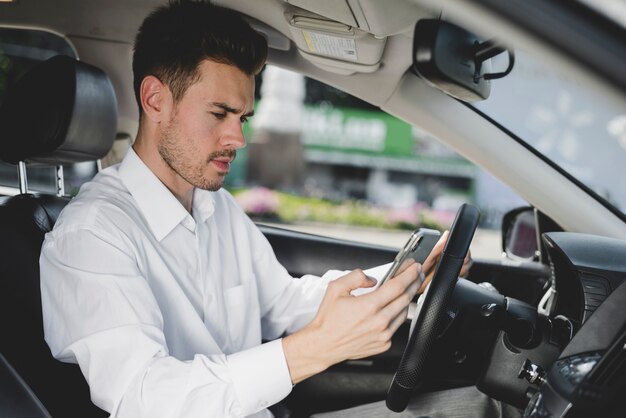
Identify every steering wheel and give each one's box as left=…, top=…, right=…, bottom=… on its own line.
left=386, top=203, right=480, bottom=412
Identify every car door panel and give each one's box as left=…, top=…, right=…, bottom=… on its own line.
left=258, top=224, right=398, bottom=277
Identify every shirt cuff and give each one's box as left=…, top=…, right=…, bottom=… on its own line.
left=227, top=339, right=293, bottom=416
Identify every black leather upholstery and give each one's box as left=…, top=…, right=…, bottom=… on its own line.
left=0, top=196, right=109, bottom=417
left=0, top=55, right=116, bottom=417
left=0, top=55, right=116, bottom=165
left=0, top=353, right=52, bottom=418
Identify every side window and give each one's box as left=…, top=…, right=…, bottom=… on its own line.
left=0, top=27, right=97, bottom=196
left=228, top=66, right=527, bottom=259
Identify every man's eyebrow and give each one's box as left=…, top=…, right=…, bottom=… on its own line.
left=212, top=102, right=254, bottom=117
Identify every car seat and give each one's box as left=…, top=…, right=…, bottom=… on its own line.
left=0, top=55, right=116, bottom=417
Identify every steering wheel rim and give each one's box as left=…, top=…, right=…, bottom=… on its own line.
left=386, top=203, right=480, bottom=412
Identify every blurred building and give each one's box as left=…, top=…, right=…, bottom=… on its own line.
left=226, top=66, right=523, bottom=227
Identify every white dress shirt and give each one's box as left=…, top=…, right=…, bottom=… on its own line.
left=40, top=148, right=334, bottom=417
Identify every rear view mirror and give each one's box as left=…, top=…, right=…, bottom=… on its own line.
left=413, top=19, right=514, bottom=102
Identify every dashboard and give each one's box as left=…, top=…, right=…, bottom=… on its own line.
left=522, top=232, right=626, bottom=417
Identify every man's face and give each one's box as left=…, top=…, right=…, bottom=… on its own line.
left=158, top=60, right=254, bottom=191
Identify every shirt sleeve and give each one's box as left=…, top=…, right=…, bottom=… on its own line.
left=40, top=228, right=292, bottom=417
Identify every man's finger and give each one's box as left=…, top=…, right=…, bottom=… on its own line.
left=329, top=269, right=377, bottom=297
left=418, top=269, right=434, bottom=294
left=460, top=250, right=473, bottom=277
left=380, top=275, right=420, bottom=322
left=366, top=262, right=420, bottom=308
left=388, top=304, right=410, bottom=335
left=422, top=230, right=448, bottom=274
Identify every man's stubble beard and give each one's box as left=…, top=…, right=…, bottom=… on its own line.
left=158, top=118, right=230, bottom=192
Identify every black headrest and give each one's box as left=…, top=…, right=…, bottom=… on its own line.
left=0, top=55, right=117, bottom=165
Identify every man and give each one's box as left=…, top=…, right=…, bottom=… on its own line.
left=40, top=2, right=422, bottom=417
left=41, top=2, right=512, bottom=418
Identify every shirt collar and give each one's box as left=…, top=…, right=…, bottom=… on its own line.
left=118, top=147, right=191, bottom=241
left=192, top=187, right=216, bottom=224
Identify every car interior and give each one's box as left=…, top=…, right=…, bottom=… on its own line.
left=1, top=1, right=626, bottom=418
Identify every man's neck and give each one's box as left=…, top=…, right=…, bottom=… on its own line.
left=132, top=139, right=194, bottom=213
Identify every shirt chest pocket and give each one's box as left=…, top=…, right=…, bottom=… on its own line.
left=223, top=283, right=260, bottom=351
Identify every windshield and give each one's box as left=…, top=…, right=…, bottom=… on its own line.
left=473, top=50, right=626, bottom=218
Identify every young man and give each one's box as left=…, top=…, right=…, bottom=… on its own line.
left=40, top=2, right=424, bottom=417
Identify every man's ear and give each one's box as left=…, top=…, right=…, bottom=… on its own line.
left=140, top=75, right=170, bottom=123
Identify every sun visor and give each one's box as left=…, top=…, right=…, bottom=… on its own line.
left=284, top=0, right=358, bottom=28
left=284, top=6, right=385, bottom=74
left=284, top=0, right=426, bottom=36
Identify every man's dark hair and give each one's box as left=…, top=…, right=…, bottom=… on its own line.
left=133, top=0, right=267, bottom=112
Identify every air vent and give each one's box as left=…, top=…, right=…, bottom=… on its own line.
left=579, top=272, right=611, bottom=322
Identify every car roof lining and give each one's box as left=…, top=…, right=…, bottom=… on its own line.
left=0, top=0, right=421, bottom=137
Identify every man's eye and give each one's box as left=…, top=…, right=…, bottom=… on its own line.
left=212, top=112, right=226, bottom=120
left=240, top=116, right=249, bottom=124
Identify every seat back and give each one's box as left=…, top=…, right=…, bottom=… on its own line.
left=0, top=353, right=52, bottom=418
left=0, top=55, right=117, bottom=417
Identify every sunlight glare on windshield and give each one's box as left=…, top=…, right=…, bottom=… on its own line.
left=473, top=51, right=626, bottom=217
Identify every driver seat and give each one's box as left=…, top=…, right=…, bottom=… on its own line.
left=0, top=55, right=117, bottom=417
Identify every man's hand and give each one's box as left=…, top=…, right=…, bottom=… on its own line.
left=282, top=261, right=421, bottom=384
left=418, top=230, right=472, bottom=293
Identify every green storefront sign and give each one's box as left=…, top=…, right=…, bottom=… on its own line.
left=301, top=106, right=412, bottom=156
left=226, top=105, right=474, bottom=187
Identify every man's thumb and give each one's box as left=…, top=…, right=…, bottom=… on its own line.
left=332, top=269, right=376, bottom=295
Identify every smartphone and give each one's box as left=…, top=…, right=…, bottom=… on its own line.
left=378, top=228, right=441, bottom=286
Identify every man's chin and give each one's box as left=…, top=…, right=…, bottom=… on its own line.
left=195, top=176, right=225, bottom=192
left=199, top=183, right=223, bottom=192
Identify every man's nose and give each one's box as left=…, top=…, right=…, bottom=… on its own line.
left=221, top=120, right=247, bottom=149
